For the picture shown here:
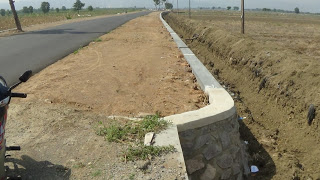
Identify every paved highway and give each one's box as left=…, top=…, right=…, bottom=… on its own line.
left=0, top=11, right=150, bottom=85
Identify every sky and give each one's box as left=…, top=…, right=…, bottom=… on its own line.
left=0, top=0, right=319, bottom=13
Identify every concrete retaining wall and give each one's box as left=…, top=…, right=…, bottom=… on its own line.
left=160, top=12, right=249, bottom=180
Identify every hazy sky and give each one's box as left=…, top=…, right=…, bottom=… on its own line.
left=0, top=0, right=319, bottom=13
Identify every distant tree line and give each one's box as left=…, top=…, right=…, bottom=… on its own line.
left=0, top=0, right=94, bottom=32
left=0, top=0, right=94, bottom=16
left=211, top=7, right=222, bottom=10
left=208, top=6, right=302, bottom=14
left=250, top=7, right=301, bottom=14
left=199, top=7, right=211, bottom=10
left=262, top=8, right=272, bottom=11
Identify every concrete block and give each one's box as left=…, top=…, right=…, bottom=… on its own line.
left=171, top=33, right=188, bottom=48
left=180, top=48, right=195, bottom=55
left=153, top=125, right=187, bottom=172
left=144, top=132, right=154, bottom=146
left=164, top=89, right=236, bottom=132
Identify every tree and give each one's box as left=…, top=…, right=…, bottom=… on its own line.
left=211, top=6, right=215, bottom=10
left=22, top=6, right=29, bottom=13
left=0, top=9, right=5, bottom=16
left=73, top=0, right=85, bottom=14
left=227, top=6, right=231, bottom=10
left=6, top=10, right=11, bottom=16
left=29, top=6, right=33, bottom=13
left=88, top=5, right=93, bottom=11
left=262, top=8, right=271, bottom=11
left=153, top=0, right=160, bottom=10
left=9, top=0, right=22, bottom=31
left=41, top=2, right=50, bottom=14
left=56, top=8, right=59, bottom=13
left=161, top=0, right=166, bottom=9
left=295, top=7, right=300, bottom=14
left=233, top=6, right=239, bottom=11
left=61, top=6, right=67, bottom=11
left=165, top=2, right=173, bottom=9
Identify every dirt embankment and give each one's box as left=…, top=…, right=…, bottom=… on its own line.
left=165, top=13, right=320, bottom=179
left=17, top=12, right=207, bottom=117
left=5, top=12, right=205, bottom=179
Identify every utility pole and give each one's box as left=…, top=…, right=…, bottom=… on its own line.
left=189, top=0, right=191, bottom=18
left=9, top=0, right=22, bottom=31
left=177, top=0, right=179, bottom=14
left=241, top=0, right=245, bottom=34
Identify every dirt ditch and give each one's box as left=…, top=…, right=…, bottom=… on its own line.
left=164, top=13, right=320, bottom=179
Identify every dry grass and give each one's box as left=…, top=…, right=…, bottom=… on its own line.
left=0, top=8, right=142, bottom=31
left=180, top=10, right=320, bottom=58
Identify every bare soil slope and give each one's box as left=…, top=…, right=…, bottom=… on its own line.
left=5, top=12, right=205, bottom=179
left=165, top=12, right=320, bottom=180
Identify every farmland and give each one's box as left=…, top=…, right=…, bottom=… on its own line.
left=189, top=10, right=320, bottom=59
left=165, top=10, right=320, bottom=179
left=0, top=8, right=142, bottom=31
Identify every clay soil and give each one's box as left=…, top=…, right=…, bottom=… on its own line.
left=4, top=12, right=206, bottom=179
left=165, top=11, right=320, bottom=179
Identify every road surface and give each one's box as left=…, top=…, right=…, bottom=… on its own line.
left=0, top=11, right=150, bottom=85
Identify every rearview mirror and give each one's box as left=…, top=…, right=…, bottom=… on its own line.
left=19, top=70, right=32, bottom=82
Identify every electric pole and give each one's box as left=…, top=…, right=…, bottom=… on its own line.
left=177, top=0, right=179, bottom=14
left=9, top=0, right=22, bottom=31
left=189, top=0, right=191, bottom=18
left=241, top=0, right=245, bottom=34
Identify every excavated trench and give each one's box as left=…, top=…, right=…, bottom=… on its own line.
left=164, top=13, right=320, bottom=179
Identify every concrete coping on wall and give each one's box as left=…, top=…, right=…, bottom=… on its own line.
left=159, top=12, right=236, bottom=132
left=153, top=125, right=189, bottom=179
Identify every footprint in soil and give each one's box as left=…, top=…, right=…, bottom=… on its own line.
left=6, top=155, right=70, bottom=180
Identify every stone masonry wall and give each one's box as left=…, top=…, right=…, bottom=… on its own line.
left=179, top=113, right=249, bottom=180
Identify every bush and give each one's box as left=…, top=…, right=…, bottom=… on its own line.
left=29, top=6, right=33, bottom=13
left=23, top=6, right=29, bottom=13
left=88, top=5, right=93, bottom=11
left=0, top=9, right=5, bottom=16
left=65, top=14, right=72, bottom=19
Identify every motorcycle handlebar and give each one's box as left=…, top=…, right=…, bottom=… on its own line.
left=11, top=93, right=27, bottom=98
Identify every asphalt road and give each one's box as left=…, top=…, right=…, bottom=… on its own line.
left=0, top=11, right=150, bottom=85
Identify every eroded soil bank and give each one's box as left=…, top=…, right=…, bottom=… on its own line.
left=164, top=13, right=320, bottom=179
